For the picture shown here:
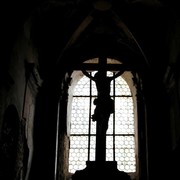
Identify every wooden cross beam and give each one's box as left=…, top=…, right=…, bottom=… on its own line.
left=72, top=63, right=133, bottom=71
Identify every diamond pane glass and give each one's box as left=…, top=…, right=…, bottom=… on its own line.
left=115, top=136, right=136, bottom=172
left=73, top=76, right=90, bottom=96
left=114, top=97, right=134, bottom=134
left=114, top=76, right=131, bottom=96
left=89, top=136, right=96, bottom=161
left=69, top=71, right=136, bottom=174
left=69, top=136, right=88, bottom=172
left=71, top=97, right=90, bottom=134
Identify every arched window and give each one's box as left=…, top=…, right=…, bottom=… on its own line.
left=68, top=59, right=138, bottom=179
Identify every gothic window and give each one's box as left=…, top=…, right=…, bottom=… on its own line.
left=68, top=59, right=138, bottom=178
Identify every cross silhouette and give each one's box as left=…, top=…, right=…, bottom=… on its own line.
left=82, top=56, right=124, bottom=162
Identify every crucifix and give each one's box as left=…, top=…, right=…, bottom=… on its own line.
left=82, top=56, right=124, bottom=163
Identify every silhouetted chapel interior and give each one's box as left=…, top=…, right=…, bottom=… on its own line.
left=1, top=0, right=180, bottom=180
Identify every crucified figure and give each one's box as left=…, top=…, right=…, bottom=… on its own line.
left=82, top=68, right=124, bottom=162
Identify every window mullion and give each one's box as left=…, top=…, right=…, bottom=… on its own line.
left=113, top=75, right=116, bottom=161
left=88, top=75, right=92, bottom=161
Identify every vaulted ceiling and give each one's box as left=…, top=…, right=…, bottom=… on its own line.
left=2, top=0, right=179, bottom=78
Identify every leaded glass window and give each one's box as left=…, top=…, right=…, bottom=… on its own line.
left=69, top=71, right=136, bottom=174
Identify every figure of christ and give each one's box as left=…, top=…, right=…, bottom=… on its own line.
left=82, top=69, right=124, bottom=162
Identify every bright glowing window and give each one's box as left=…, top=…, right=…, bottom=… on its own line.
left=69, top=71, right=136, bottom=174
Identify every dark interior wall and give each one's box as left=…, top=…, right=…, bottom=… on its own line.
left=28, top=80, right=58, bottom=180
left=0, top=105, right=19, bottom=180
left=56, top=73, right=72, bottom=180
left=0, top=12, right=40, bottom=179
left=166, top=20, right=180, bottom=145
left=142, top=73, right=171, bottom=179
left=28, top=69, right=72, bottom=180
left=163, top=18, right=180, bottom=179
